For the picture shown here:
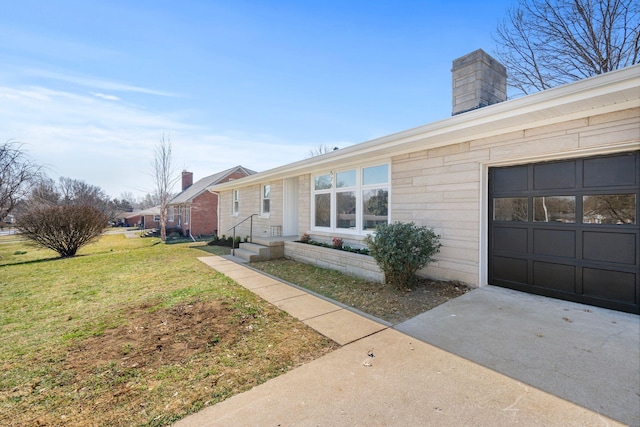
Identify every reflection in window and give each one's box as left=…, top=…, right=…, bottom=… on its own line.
left=534, top=196, right=575, bottom=223
left=583, top=194, right=636, bottom=224
left=336, top=191, right=356, bottom=229
left=336, top=170, right=356, bottom=188
left=363, top=189, right=388, bottom=230
left=314, top=174, right=332, bottom=190
left=493, top=198, right=527, bottom=221
left=314, top=193, right=331, bottom=227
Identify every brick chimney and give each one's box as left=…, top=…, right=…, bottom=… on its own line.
left=452, top=49, right=507, bottom=116
left=182, top=171, right=193, bottom=191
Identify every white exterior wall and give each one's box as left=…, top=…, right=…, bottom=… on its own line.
left=391, top=107, right=640, bottom=286
left=218, top=180, right=284, bottom=238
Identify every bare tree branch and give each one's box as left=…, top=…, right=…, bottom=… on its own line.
left=494, top=0, right=640, bottom=95
left=0, top=141, right=40, bottom=221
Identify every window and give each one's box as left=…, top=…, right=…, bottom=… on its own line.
left=583, top=194, right=636, bottom=224
left=362, top=165, right=388, bottom=230
left=153, top=215, right=160, bottom=222
left=312, top=163, right=389, bottom=233
left=534, top=196, right=575, bottom=223
left=168, top=207, right=174, bottom=222
left=493, top=198, right=528, bottom=221
left=232, top=190, right=239, bottom=215
left=184, top=206, right=190, bottom=224
left=262, top=184, right=271, bottom=215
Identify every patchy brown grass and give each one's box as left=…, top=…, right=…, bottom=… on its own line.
left=251, top=259, right=471, bottom=324
left=0, top=236, right=337, bottom=427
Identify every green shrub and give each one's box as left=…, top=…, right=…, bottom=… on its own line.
left=364, top=222, right=441, bottom=288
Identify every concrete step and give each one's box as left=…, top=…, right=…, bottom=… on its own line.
left=239, top=242, right=271, bottom=260
left=233, top=248, right=262, bottom=262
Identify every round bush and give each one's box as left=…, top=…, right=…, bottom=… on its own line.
left=364, top=222, right=442, bottom=288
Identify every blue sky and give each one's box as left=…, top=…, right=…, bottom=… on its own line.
left=0, top=0, right=514, bottom=198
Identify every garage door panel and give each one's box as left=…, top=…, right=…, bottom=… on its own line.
left=492, top=256, right=528, bottom=284
left=533, top=261, right=576, bottom=293
left=492, top=165, right=528, bottom=193
left=583, top=154, right=636, bottom=188
left=534, top=160, right=576, bottom=190
left=583, top=268, right=637, bottom=303
left=583, top=231, right=636, bottom=265
left=533, top=229, right=575, bottom=258
left=493, top=227, right=528, bottom=253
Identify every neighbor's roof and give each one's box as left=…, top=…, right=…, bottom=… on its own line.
left=169, top=165, right=256, bottom=204
left=125, top=206, right=160, bottom=218
left=211, top=64, right=640, bottom=191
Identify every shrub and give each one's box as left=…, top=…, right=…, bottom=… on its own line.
left=364, top=222, right=441, bottom=288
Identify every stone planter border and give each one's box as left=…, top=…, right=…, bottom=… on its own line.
left=284, top=241, right=384, bottom=283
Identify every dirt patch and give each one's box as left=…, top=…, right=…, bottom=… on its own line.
left=65, top=300, right=238, bottom=372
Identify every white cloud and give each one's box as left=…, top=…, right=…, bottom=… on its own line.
left=0, top=83, right=327, bottom=198
left=91, top=92, right=120, bottom=101
left=25, top=68, right=180, bottom=97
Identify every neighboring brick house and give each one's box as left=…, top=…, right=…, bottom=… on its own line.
left=167, top=166, right=256, bottom=237
left=125, top=206, right=160, bottom=229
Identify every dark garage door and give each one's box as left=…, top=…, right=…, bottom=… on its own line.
left=489, top=152, right=639, bottom=314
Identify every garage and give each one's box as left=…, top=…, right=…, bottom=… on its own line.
left=489, top=151, right=639, bottom=314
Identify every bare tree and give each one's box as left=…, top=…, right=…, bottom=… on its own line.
left=494, top=0, right=640, bottom=95
left=17, top=177, right=111, bottom=257
left=0, top=141, right=40, bottom=221
left=153, top=135, right=179, bottom=241
left=307, top=144, right=339, bottom=158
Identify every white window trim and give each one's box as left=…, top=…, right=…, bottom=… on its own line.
left=232, top=190, right=239, bottom=217
left=168, top=206, right=175, bottom=222
left=261, top=184, right=271, bottom=217
left=310, top=162, right=390, bottom=236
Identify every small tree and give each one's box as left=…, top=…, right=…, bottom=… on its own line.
left=364, top=222, right=442, bottom=288
left=17, top=177, right=111, bottom=257
left=152, top=135, right=179, bottom=242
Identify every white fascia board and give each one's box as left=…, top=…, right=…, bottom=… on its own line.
left=210, top=64, right=640, bottom=192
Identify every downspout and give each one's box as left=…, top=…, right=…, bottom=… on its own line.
left=210, top=191, right=220, bottom=237
left=188, top=205, right=196, bottom=242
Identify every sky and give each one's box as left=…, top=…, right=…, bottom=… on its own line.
left=0, top=0, right=515, bottom=199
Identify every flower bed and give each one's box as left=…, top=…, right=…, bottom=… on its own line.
left=284, top=241, right=384, bottom=283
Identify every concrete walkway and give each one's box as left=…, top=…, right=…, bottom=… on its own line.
left=175, top=256, right=626, bottom=426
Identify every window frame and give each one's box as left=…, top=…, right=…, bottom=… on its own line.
left=232, top=190, right=239, bottom=216
left=311, top=162, right=390, bottom=235
left=261, top=184, right=271, bottom=217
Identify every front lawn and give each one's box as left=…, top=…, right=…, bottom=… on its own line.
left=0, top=235, right=336, bottom=426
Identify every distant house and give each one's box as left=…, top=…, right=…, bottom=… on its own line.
left=167, top=166, right=256, bottom=238
left=210, top=50, right=639, bottom=314
left=125, top=206, right=160, bottom=230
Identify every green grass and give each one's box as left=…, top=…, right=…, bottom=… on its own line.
left=0, top=235, right=335, bottom=426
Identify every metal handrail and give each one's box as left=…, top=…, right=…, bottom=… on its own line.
left=227, top=214, right=257, bottom=255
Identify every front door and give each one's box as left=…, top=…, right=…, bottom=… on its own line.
left=283, top=177, right=299, bottom=236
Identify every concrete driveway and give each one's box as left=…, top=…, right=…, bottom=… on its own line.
left=395, top=285, right=640, bottom=426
